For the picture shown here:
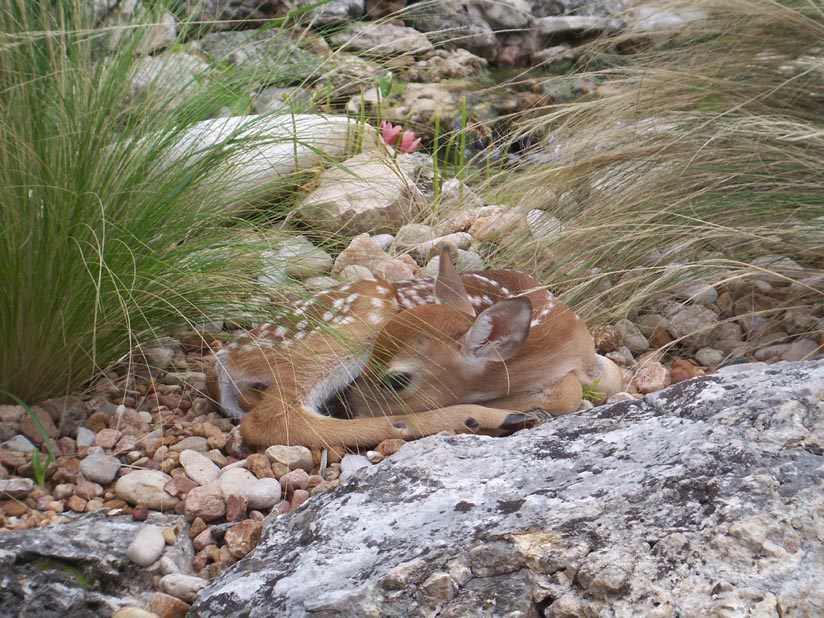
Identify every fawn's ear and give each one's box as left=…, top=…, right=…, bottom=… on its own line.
left=434, top=244, right=475, bottom=317
left=462, top=297, right=533, bottom=362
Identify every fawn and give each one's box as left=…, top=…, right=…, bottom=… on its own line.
left=207, top=246, right=623, bottom=451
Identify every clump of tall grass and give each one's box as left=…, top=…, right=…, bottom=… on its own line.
left=497, top=0, right=824, bottom=331
left=0, top=2, right=324, bottom=404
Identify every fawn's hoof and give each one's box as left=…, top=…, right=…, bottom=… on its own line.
left=498, top=413, right=537, bottom=434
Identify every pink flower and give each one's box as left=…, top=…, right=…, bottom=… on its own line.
left=380, top=120, right=402, bottom=147
left=398, top=129, right=421, bottom=153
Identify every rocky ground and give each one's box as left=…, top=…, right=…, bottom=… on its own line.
left=1, top=228, right=821, bottom=615
left=2, top=0, right=823, bottom=616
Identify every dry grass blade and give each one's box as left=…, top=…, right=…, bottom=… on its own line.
left=492, top=0, right=823, bottom=342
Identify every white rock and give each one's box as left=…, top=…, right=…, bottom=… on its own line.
left=371, top=234, right=394, bottom=251
left=179, top=449, right=221, bottom=486
left=0, top=435, right=36, bottom=453
left=126, top=525, right=166, bottom=567
left=394, top=223, right=437, bottom=251
left=218, top=468, right=281, bottom=510
left=272, top=235, right=334, bottom=279
left=159, top=556, right=182, bottom=575
left=339, top=454, right=372, bottom=483
left=116, top=470, right=180, bottom=510
left=296, top=151, right=424, bottom=235
left=75, top=427, right=96, bottom=448
left=159, top=573, right=208, bottom=603
left=159, top=114, right=386, bottom=213
left=265, top=445, right=315, bottom=473
left=411, top=233, right=472, bottom=261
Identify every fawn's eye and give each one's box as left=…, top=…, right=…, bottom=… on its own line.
left=381, top=372, right=412, bottom=392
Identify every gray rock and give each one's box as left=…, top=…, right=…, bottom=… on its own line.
left=129, top=52, right=209, bottom=109
left=190, top=360, right=824, bottom=617
left=371, top=234, right=394, bottom=251
left=252, top=86, right=312, bottom=115
left=472, top=0, right=533, bottom=29
left=267, top=235, right=333, bottom=280
left=328, top=22, right=434, bottom=57
left=170, top=436, right=209, bottom=453
left=526, top=209, right=563, bottom=242
left=0, top=511, right=182, bottom=616
left=295, top=0, right=363, bottom=26
left=393, top=223, right=437, bottom=251
left=438, top=178, right=485, bottom=211
left=185, top=0, right=290, bottom=29
left=0, top=434, right=36, bottom=453
left=75, top=426, right=97, bottom=449
left=422, top=250, right=485, bottom=277
left=410, top=233, right=472, bottom=262
left=535, top=15, right=621, bottom=41
left=0, top=478, right=34, bottom=499
left=781, top=338, right=821, bottom=362
left=695, top=347, right=725, bottom=368
left=667, top=305, right=720, bottom=348
left=674, top=280, right=718, bottom=305
left=404, top=1, right=498, bottom=61
left=614, top=318, right=650, bottom=355
left=79, top=453, right=122, bottom=485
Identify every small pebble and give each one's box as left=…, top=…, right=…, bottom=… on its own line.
left=169, top=436, right=209, bottom=453
left=159, top=573, right=208, bottom=603
left=265, top=445, right=315, bottom=473
left=224, top=520, right=263, bottom=559
left=184, top=483, right=225, bottom=522
left=127, top=524, right=166, bottom=567
left=112, top=608, right=160, bottom=618
left=0, top=478, right=34, bottom=499
left=339, top=455, right=372, bottom=483
left=279, top=468, right=309, bottom=493
left=146, top=592, right=190, bottom=618
left=632, top=362, right=672, bottom=394
left=218, top=468, right=281, bottom=510
left=116, top=470, right=180, bottom=510
left=132, top=504, right=149, bottom=521
left=79, top=454, right=122, bottom=484
left=178, top=450, right=220, bottom=486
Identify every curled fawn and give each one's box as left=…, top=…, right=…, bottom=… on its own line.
left=207, top=246, right=623, bottom=451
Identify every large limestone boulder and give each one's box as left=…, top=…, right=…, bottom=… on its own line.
left=191, top=360, right=824, bottom=616
left=0, top=511, right=188, bottom=616
left=161, top=114, right=386, bottom=211
left=295, top=151, right=425, bottom=235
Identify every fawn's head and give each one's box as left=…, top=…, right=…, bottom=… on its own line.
left=341, top=248, right=534, bottom=417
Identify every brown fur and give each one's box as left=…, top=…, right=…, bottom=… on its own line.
left=207, top=248, right=624, bottom=451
